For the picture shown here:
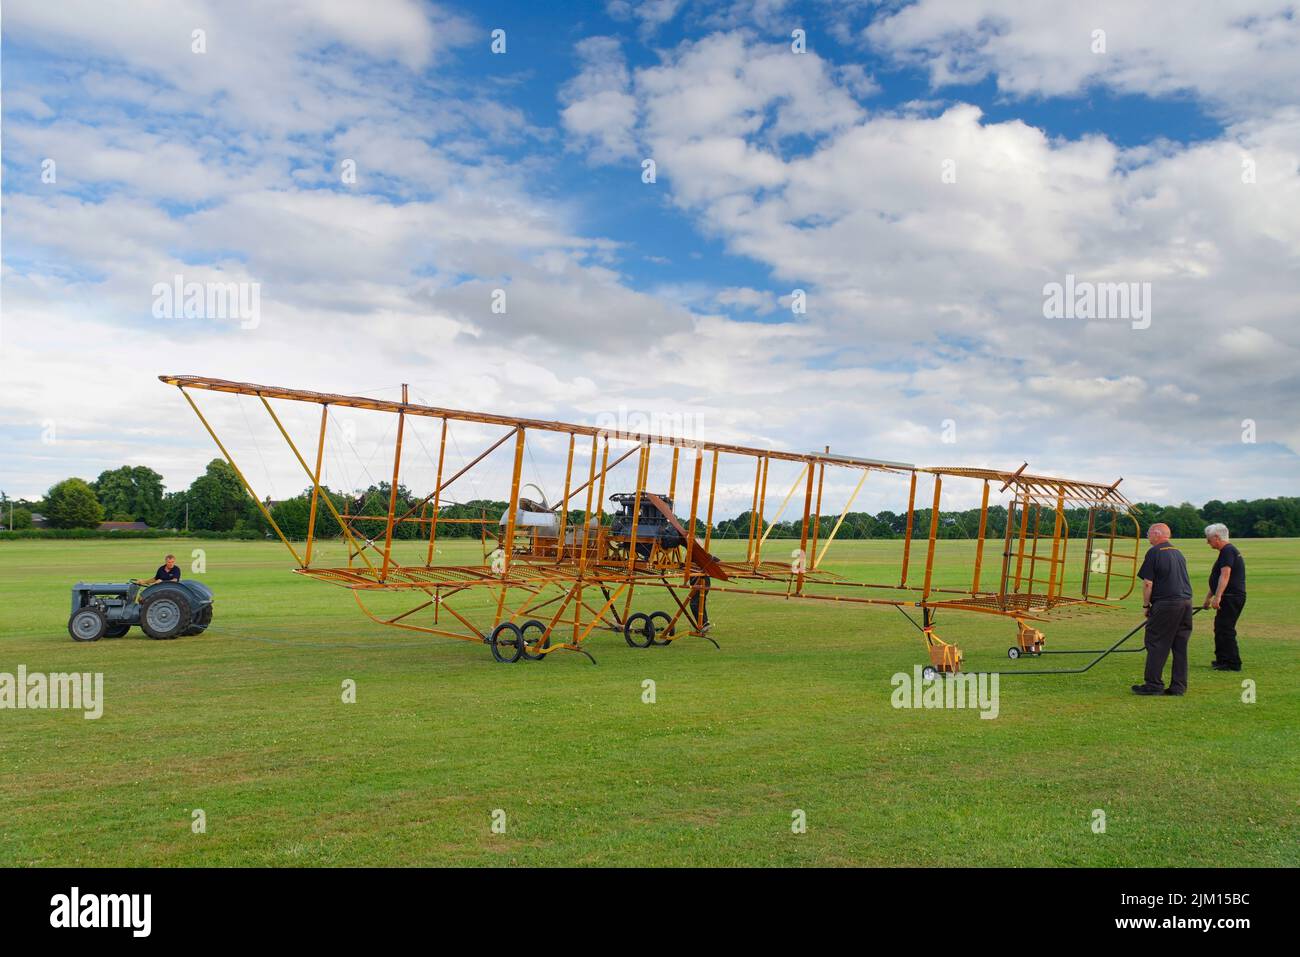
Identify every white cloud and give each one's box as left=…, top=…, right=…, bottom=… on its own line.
left=714, top=286, right=777, bottom=314
left=638, top=32, right=864, bottom=144
left=865, top=0, right=1300, bottom=118
left=555, top=29, right=1300, bottom=500
left=607, top=0, right=687, bottom=34
left=4, top=1, right=474, bottom=138
left=560, top=37, right=639, bottom=164
left=2, top=8, right=1297, bottom=510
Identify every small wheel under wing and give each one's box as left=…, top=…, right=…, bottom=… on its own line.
left=648, top=611, right=675, bottom=646
left=519, top=619, right=550, bottom=661
left=489, top=622, right=523, bottom=663
left=623, top=612, right=653, bottom=648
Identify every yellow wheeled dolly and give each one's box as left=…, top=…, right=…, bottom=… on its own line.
left=915, top=608, right=963, bottom=680
left=1007, top=619, right=1045, bottom=660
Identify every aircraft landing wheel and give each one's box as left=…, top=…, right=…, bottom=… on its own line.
left=489, top=622, right=523, bottom=663
left=921, top=664, right=939, bottom=680
left=1008, top=647, right=1021, bottom=660
left=519, top=619, right=549, bottom=661
left=623, top=612, right=654, bottom=648
left=649, top=611, right=675, bottom=646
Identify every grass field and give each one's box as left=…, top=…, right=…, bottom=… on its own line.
left=1, top=535, right=1295, bottom=867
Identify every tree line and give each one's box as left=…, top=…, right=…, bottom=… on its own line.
left=717, top=499, right=1300, bottom=542
left=5, top=462, right=1299, bottom=540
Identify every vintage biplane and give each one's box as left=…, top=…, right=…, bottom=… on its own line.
left=160, top=375, right=1142, bottom=673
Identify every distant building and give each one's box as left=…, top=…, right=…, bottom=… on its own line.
left=98, top=521, right=151, bottom=532
left=30, top=513, right=51, bottom=529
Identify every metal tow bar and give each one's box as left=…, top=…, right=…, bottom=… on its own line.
left=976, top=607, right=1205, bottom=677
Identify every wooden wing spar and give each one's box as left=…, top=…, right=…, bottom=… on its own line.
left=161, top=374, right=1141, bottom=671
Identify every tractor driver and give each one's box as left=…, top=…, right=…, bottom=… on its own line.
left=149, top=554, right=182, bottom=584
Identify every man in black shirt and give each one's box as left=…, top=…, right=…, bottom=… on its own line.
left=1133, top=523, right=1194, bottom=696
left=151, top=554, right=182, bottom=583
left=1203, top=523, right=1246, bottom=671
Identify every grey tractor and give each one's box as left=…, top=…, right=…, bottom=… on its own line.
left=67, top=579, right=215, bottom=642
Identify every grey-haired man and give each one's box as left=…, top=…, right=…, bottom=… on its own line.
left=1203, top=523, right=1246, bottom=671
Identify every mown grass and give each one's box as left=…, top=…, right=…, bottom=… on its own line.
left=0, top=535, right=1294, bottom=866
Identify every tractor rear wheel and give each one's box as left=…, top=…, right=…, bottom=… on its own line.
left=140, top=590, right=192, bottom=640
left=69, top=608, right=107, bottom=642
left=183, top=605, right=214, bottom=636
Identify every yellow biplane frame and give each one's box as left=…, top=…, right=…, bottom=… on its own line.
left=161, top=375, right=1141, bottom=670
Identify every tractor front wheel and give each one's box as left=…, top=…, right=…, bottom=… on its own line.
left=69, top=608, right=107, bottom=642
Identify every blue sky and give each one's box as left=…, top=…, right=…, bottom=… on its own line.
left=413, top=2, right=1232, bottom=299
left=2, top=0, right=1298, bottom=513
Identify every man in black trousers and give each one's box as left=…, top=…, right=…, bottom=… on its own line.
left=1203, top=523, right=1246, bottom=671
left=1133, top=522, right=1194, bottom=696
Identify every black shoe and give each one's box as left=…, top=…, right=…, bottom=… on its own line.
left=1132, top=684, right=1164, bottom=695
left=1163, top=688, right=1185, bottom=696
